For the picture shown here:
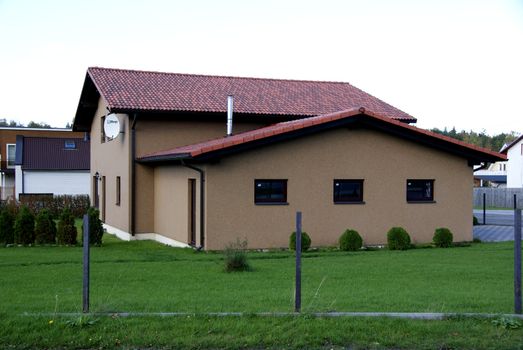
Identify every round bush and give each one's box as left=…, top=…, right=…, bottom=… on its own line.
left=339, top=229, right=363, bottom=251
left=473, top=216, right=479, bottom=226
left=82, top=207, right=104, bottom=246
left=289, top=231, right=311, bottom=251
left=433, top=227, right=453, bottom=248
left=387, top=227, right=411, bottom=250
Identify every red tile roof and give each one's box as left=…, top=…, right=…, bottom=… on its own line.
left=139, top=107, right=506, bottom=163
left=87, top=67, right=415, bottom=122
left=19, top=137, right=90, bottom=170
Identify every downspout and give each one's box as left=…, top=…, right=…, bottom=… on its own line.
left=181, top=160, right=205, bottom=249
left=130, top=113, right=138, bottom=236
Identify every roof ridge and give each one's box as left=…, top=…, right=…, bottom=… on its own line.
left=87, top=66, right=360, bottom=86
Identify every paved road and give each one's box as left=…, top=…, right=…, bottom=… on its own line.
left=473, top=209, right=523, bottom=226
left=473, top=225, right=522, bottom=242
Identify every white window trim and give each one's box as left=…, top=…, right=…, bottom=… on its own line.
left=6, top=143, right=15, bottom=168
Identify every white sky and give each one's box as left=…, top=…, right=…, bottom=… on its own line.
left=0, top=0, right=521, bottom=134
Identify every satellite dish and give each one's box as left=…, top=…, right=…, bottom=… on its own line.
left=104, top=114, right=122, bottom=140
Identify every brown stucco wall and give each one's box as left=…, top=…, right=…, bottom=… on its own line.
left=154, top=166, right=203, bottom=246
left=134, top=119, right=265, bottom=233
left=90, top=98, right=131, bottom=232
left=201, top=127, right=473, bottom=250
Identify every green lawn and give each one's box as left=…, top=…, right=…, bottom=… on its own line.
left=1, top=234, right=522, bottom=349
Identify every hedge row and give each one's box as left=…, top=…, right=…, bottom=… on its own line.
left=0, top=195, right=90, bottom=219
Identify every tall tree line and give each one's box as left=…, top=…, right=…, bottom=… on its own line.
left=430, top=127, right=519, bottom=152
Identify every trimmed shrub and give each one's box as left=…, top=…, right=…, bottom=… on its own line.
left=339, top=229, right=363, bottom=251
left=14, top=206, right=35, bottom=245
left=19, top=194, right=90, bottom=218
left=433, top=227, right=453, bottom=248
left=289, top=231, right=311, bottom=252
left=34, top=209, right=57, bottom=244
left=224, top=239, right=250, bottom=272
left=82, top=207, right=104, bottom=246
left=0, top=208, right=15, bottom=245
left=57, top=208, right=78, bottom=245
left=473, top=216, right=479, bottom=226
left=387, top=227, right=411, bottom=250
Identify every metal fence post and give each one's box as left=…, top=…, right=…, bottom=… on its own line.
left=83, top=214, right=90, bottom=313
left=515, top=208, right=522, bottom=314
left=483, top=193, right=486, bottom=225
left=295, top=211, right=302, bottom=313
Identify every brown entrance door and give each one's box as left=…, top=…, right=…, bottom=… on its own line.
left=93, top=176, right=99, bottom=208
left=101, top=176, right=106, bottom=222
left=188, top=179, right=196, bottom=246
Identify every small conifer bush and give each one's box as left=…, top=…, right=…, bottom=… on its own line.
left=339, top=229, right=363, bottom=251
left=473, top=216, right=479, bottom=226
left=14, top=206, right=35, bottom=245
left=35, top=209, right=57, bottom=244
left=387, top=227, right=411, bottom=250
left=433, top=227, right=453, bottom=248
left=82, top=207, right=104, bottom=246
left=0, top=208, right=15, bottom=245
left=57, top=208, right=78, bottom=245
left=224, top=239, right=250, bottom=272
left=289, top=231, right=311, bottom=252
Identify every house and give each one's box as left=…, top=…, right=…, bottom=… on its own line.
left=14, top=136, right=90, bottom=199
left=473, top=160, right=507, bottom=187
left=73, top=67, right=505, bottom=250
left=0, top=127, right=84, bottom=200
left=501, top=134, right=523, bottom=188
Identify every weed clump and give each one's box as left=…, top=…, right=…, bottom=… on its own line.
left=339, top=229, right=363, bottom=251
left=224, top=239, right=250, bottom=272
left=387, top=227, right=411, bottom=250
left=433, top=227, right=453, bottom=248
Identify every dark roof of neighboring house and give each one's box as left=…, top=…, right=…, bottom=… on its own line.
left=138, top=107, right=505, bottom=165
left=501, top=134, right=523, bottom=154
left=73, top=67, right=416, bottom=131
left=16, top=137, right=90, bottom=170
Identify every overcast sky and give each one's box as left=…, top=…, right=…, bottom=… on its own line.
left=0, top=0, right=521, bottom=134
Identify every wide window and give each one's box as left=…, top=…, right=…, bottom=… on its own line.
left=406, top=179, right=434, bottom=202
left=333, top=179, right=364, bottom=203
left=254, top=179, right=287, bottom=204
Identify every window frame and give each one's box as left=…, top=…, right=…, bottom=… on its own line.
left=406, top=179, right=435, bottom=203
left=101, top=116, right=106, bottom=143
left=6, top=143, right=16, bottom=168
left=333, top=179, right=365, bottom=204
left=254, top=179, right=288, bottom=205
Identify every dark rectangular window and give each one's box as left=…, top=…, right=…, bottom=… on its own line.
left=255, top=179, right=287, bottom=204
left=116, top=176, right=121, bottom=206
left=407, top=179, right=434, bottom=202
left=333, top=179, right=364, bottom=203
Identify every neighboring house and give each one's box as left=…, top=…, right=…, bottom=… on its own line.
left=73, top=67, right=504, bottom=250
left=14, top=136, right=90, bottom=199
left=501, top=134, right=523, bottom=188
left=473, top=160, right=507, bottom=187
left=0, top=127, right=84, bottom=200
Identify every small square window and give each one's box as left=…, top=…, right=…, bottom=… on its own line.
left=64, top=140, right=76, bottom=149
left=407, top=179, right=434, bottom=202
left=333, top=180, right=364, bottom=203
left=254, top=179, right=287, bottom=204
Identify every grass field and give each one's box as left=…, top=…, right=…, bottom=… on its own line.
left=1, top=234, right=522, bottom=349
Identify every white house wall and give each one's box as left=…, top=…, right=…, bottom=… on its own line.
left=21, top=171, right=90, bottom=196
left=507, top=139, right=523, bottom=188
